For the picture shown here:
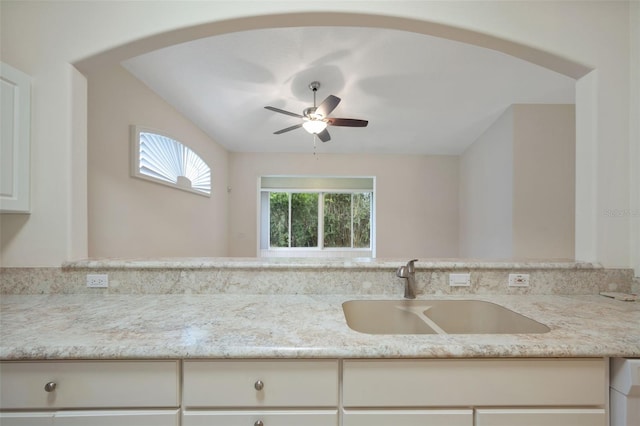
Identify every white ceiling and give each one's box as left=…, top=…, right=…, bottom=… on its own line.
left=122, top=26, right=575, bottom=155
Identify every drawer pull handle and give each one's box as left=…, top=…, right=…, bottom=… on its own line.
left=254, top=380, right=264, bottom=391
left=254, top=421, right=264, bottom=426
left=44, top=382, right=57, bottom=392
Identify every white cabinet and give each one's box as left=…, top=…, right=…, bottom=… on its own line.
left=184, top=410, right=338, bottom=426
left=343, top=358, right=607, bottom=426
left=0, top=412, right=53, bottom=426
left=0, top=62, right=31, bottom=213
left=53, top=410, right=179, bottom=426
left=343, top=358, right=606, bottom=407
left=343, top=409, right=473, bottom=426
left=0, top=361, right=180, bottom=425
left=182, top=360, right=339, bottom=426
left=0, top=357, right=608, bottom=425
left=476, top=408, right=607, bottom=426
left=475, top=408, right=606, bottom=426
left=0, top=410, right=180, bottom=426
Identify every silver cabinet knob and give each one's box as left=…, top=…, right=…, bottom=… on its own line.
left=254, top=421, right=264, bottom=426
left=44, top=382, right=57, bottom=392
left=254, top=380, right=264, bottom=391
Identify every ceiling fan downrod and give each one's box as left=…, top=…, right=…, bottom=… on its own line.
left=309, top=81, right=321, bottom=111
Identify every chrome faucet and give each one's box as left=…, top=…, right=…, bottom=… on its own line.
left=396, top=259, right=418, bottom=299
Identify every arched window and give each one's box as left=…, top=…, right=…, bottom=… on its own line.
left=130, top=126, right=211, bottom=196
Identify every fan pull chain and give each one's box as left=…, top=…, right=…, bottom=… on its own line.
left=313, top=134, right=317, bottom=157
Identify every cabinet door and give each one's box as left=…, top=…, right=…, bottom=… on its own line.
left=0, top=62, right=31, bottom=213
left=475, top=408, right=606, bottom=426
left=0, top=412, right=54, bottom=425
left=183, top=410, right=338, bottom=426
left=53, top=409, right=179, bottom=426
left=343, top=409, right=473, bottom=426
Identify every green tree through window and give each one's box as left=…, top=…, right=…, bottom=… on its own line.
left=352, top=192, right=372, bottom=248
left=269, top=191, right=371, bottom=249
left=269, top=192, right=289, bottom=247
left=324, top=193, right=351, bottom=247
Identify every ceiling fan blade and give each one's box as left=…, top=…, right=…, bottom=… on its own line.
left=273, top=123, right=303, bottom=134
left=327, top=118, right=368, bottom=127
left=317, top=128, right=331, bottom=142
left=265, top=106, right=303, bottom=118
left=316, top=95, right=341, bottom=117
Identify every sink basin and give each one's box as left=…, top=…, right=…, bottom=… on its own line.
left=342, top=300, right=550, bottom=335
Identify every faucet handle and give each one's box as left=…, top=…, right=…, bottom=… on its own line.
left=396, top=265, right=408, bottom=278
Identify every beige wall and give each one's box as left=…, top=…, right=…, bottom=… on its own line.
left=513, top=104, right=575, bottom=260
left=631, top=1, right=640, bottom=277
left=86, top=66, right=459, bottom=259
left=460, top=104, right=575, bottom=260
left=229, top=152, right=459, bottom=258
left=459, top=107, right=514, bottom=259
left=87, top=65, right=229, bottom=258
left=0, top=1, right=635, bottom=268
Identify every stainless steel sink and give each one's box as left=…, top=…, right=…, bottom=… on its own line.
left=342, top=299, right=550, bottom=335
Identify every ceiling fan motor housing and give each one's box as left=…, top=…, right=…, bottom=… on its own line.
left=303, top=107, right=322, bottom=120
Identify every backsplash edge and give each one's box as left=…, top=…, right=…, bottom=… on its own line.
left=1, top=265, right=634, bottom=296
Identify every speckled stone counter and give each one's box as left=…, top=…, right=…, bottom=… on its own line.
left=1, top=293, right=638, bottom=360
left=2, top=258, right=638, bottom=360
left=1, top=258, right=634, bottom=295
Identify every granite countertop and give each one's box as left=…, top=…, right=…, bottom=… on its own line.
left=63, top=257, right=601, bottom=270
left=1, top=293, right=639, bottom=360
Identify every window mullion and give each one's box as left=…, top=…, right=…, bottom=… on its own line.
left=288, top=192, right=292, bottom=248
left=369, top=192, right=373, bottom=249
left=318, top=192, right=325, bottom=250
left=350, top=193, right=355, bottom=249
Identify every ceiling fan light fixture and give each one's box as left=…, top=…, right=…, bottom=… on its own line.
left=302, top=119, right=328, bottom=134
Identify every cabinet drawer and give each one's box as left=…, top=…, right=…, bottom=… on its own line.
left=0, top=412, right=53, bottom=426
left=183, top=360, right=338, bottom=407
left=343, top=358, right=606, bottom=407
left=54, top=410, right=179, bottom=426
left=475, top=409, right=606, bottom=426
left=343, top=409, right=473, bottom=426
left=0, top=361, right=179, bottom=409
left=0, top=410, right=180, bottom=426
left=183, top=410, right=338, bottom=426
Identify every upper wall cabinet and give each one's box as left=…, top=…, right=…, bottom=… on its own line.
left=1, top=62, right=31, bottom=213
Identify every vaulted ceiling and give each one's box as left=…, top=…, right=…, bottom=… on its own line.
left=122, top=26, right=575, bottom=155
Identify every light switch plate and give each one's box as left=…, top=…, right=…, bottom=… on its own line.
left=449, top=273, right=471, bottom=287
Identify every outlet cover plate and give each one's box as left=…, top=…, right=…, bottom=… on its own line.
left=86, top=274, right=108, bottom=288
left=508, top=273, right=530, bottom=287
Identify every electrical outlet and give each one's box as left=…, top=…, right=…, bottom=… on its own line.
left=508, top=273, right=530, bottom=287
left=86, top=274, right=108, bottom=288
left=449, top=273, right=471, bottom=287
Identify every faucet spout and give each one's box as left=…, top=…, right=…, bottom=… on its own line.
left=396, top=259, right=418, bottom=299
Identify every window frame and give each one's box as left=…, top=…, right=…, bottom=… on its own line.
left=258, top=176, right=376, bottom=258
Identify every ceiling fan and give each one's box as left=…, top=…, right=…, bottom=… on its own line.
left=264, top=81, right=368, bottom=143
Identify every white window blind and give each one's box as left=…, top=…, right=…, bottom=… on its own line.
left=131, top=126, right=211, bottom=196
